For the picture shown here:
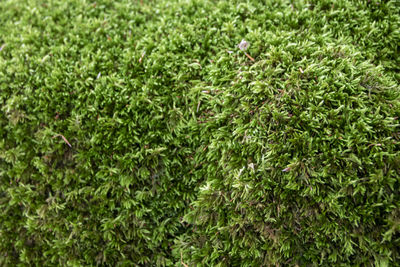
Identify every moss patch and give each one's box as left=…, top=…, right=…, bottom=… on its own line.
left=1, top=0, right=399, bottom=265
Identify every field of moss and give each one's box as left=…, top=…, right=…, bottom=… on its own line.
left=1, top=0, right=399, bottom=265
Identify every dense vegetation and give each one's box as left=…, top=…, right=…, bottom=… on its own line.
left=1, top=0, right=399, bottom=265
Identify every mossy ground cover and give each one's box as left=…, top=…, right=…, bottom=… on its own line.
left=0, top=0, right=399, bottom=265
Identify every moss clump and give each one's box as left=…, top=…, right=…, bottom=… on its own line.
left=0, top=0, right=399, bottom=266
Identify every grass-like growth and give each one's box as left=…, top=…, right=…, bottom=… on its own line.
left=1, top=0, right=399, bottom=265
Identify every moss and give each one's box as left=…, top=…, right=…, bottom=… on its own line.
left=0, top=0, right=399, bottom=266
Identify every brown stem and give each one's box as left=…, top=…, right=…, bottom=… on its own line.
left=245, top=52, right=255, bottom=62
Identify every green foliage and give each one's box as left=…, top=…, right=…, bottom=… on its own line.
left=0, top=0, right=399, bottom=266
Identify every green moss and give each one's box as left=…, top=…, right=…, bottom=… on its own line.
left=0, top=0, right=399, bottom=266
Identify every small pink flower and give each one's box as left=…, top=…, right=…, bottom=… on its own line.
left=238, top=39, right=250, bottom=51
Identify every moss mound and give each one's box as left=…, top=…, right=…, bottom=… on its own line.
left=1, top=0, right=399, bottom=265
